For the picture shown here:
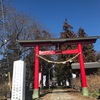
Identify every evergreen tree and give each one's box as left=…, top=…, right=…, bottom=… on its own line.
left=56, top=19, right=77, bottom=86
left=96, top=51, right=100, bottom=61
left=56, top=20, right=97, bottom=86
left=60, top=19, right=76, bottom=39
left=77, top=28, right=96, bottom=62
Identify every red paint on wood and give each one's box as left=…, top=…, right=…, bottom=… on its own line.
left=39, top=49, right=79, bottom=55
left=34, top=46, right=39, bottom=89
left=78, top=44, right=87, bottom=87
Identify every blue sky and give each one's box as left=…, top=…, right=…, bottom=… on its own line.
left=10, top=0, right=100, bottom=51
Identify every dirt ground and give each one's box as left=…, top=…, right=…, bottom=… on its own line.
left=38, top=89, right=97, bottom=100
left=0, top=89, right=97, bottom=100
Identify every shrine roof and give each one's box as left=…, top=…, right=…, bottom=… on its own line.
left=17, top=36, right=100, bottom=47
left=72, top=62, right=100, bottom=69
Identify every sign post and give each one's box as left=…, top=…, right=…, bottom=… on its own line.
left=11, top=60, right=26, bottom=100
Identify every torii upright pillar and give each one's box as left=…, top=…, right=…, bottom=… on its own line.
left=32, top=46, right=39, bottom=99
left=78, top=44, right=88, bottom=96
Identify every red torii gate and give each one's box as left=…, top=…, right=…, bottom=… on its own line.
left=17, top=36, right=99, bottom=99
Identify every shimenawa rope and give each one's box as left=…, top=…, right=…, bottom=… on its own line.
left=36, top=53, right=80, bottom=64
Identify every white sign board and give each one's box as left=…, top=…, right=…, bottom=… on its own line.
left=11, top=60, right=26, bottom=100
left=43, top=75, right=46, bottom=86
left=39, top=73, right=41, bottom=87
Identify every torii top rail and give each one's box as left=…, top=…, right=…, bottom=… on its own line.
left=17, top=36, right=99, bottom=99
left=17, top=36, right=99, bottom=47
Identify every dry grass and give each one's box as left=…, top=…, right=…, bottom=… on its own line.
left=87, top=75, right=100, bottom=92
left=0, top=82, right=9, bottom=97
left=75, top=75, right=100, bottom=98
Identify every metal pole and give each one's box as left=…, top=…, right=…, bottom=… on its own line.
left=6, top=44, right=11, bottom=92
left=48, top=64, right=55, bottom=90
left=49, top=69, right=50, bottom=90
left=4, top=40, right=11, bottom=92
left=41, top=65, right=43, bottom=89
